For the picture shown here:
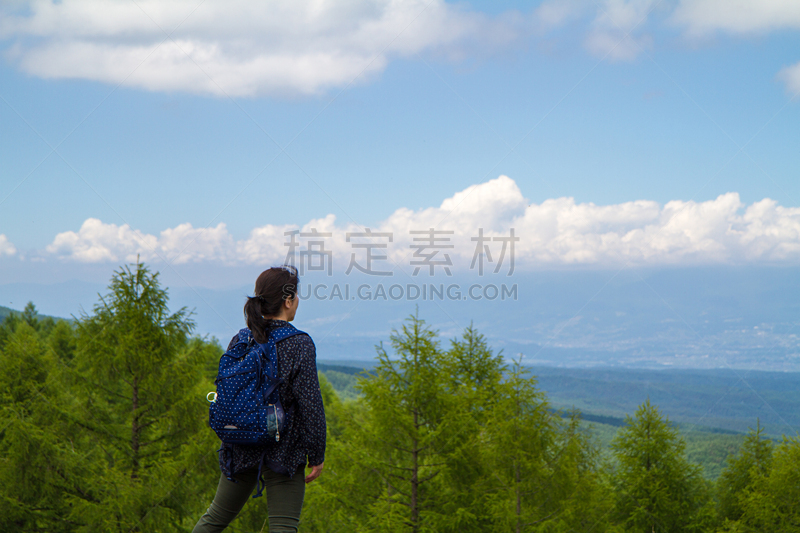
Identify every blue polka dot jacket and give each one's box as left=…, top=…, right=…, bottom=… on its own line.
left=218, top=319, right=326, bottom=479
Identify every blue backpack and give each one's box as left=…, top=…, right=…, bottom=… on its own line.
left=208, top=324, right=305, bottom=445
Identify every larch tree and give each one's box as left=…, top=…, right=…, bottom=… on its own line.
left=610, top=399, right=711, bottom=533
left=70, top=262, right=217, bottom=532
left=355, top=312, right=463, bottom=533
left=716, top=420, right=773, bottom=526
left=0, top=322, right=94, bottom=532
left=482, top=357, right=572, bottom=533
left=431, top=324, right=506, bottom=533
left=732, top=436, right=799, bottom=532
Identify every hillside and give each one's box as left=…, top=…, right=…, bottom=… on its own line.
left=527, top=365, right=800, bottom=437
left=317, top=363, right=788, bottom=480
left=577, top=419, right=743, bottom=479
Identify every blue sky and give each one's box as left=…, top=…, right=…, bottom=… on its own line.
left=1, top=1, right=799, bottom=311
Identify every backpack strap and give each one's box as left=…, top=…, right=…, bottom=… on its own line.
left=254, top=325, right=307, bottom=401
left=261, top=326, right=305, bottom=375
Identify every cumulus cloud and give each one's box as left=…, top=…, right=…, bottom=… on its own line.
left=0, top=235, right=17, bottom=256
left=0, top=0, right=528, bottom=97
left=47, top=218, right=159, bottom=262
left=44, top=176, right=800, bottom=269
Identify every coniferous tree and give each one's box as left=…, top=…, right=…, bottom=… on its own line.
left=0, top=322, right=94, bottom=532
left=750, top=436, right=800, bottom=531
left=69, top=262, right=218, bottom=532
left=722, top=436, right=799, bottom=532
left=299, top=321, right=617, bottom=533
left=482, top=357, right=556, bottom=533
left=353, top=312, right=464, bottom=532
left=481, top=358, right=615, bottom=532
left=611, top=399, right=711, bottom=533
left=544, top=410, right=617, bottom=532
left=716, top=420, right=773, bottom=526
left=432, top=324, right=506, bottom=533
left=0, top=302, right=57, bottom=350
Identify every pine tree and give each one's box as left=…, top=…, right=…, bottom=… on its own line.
left=487, top=359, right=552, bottom=532
left=544, top=410, right=617, bottom=532
left=0, top=302, right=57, bottom=350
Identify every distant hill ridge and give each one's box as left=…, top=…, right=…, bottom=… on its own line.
left=317, top=362, right=799, bottom=438
left=0, top=303, right=71, bottom=324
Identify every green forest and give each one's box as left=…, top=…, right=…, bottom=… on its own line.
left=1, top=263, right=799, bottom=532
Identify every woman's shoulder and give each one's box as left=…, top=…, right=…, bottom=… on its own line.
left=286, top=330, right=316, bottom=353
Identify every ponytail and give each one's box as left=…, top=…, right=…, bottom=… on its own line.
left=244, top=265, right=299, bottom=343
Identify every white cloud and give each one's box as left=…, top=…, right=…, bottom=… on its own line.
left=514, top=192, right=800, bottom=264
left=47, top=218, right=158, bottom=263
left=0, top=0, right=524, bottom=97
left=0, top=234, right=17, bottom=256
left=43, top=177, right=800, bottom=269
left=672, top=0, right=800, bottom=36
left=5, top=1, right=800, bottom=95
left=669, top=1, right=800, bottom=93
left=585, top=0, right=657, bottom=61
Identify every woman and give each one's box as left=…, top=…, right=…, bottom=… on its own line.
left=193, top=265, right=326, bottom=533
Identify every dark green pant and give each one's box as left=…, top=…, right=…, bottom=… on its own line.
left=192, top=467, right=305, bottom=533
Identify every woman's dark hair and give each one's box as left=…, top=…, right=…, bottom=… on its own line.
left=244, top=265, right=299, bottom=343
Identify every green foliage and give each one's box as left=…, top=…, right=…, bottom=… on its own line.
left=302, top=317, right=616, bottom=533
left=0, top=302, right=59, bottom=352
left=713, top=422, right=800, bottom=532
left=7, top=267, right=800, bottom=533
left=67, top=262, right=220, bottom=532
left=0, top=323, right=91, bottom=532
left=432, top=324, right=507, bottom=533
left=610, top=399, right=713, bottom=532
left=482, top=361, right=615, bottom=533
left=322, top=370, right=360, bottom=401
left=355, top=312, right=459, bottom=532
left=716, top=421, right=773, bottom=524
left=683, top=432, right=742, bottom=480
left=736, top=437, right=800, bottom=532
